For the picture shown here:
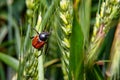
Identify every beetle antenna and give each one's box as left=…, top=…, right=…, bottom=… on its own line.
left=32, top=27, right=39, bottom=34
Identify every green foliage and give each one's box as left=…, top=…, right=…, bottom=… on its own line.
left=69, top=12, right=84, bottom=80
left=0, top=0, right=120, bottom=80
left=80, top=0, right=91, bottom=45
left=0, top=52, right=19, bottom=71
left=0, top=64, right=5, bottom=80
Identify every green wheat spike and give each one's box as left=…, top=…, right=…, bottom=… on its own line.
left=59, top=0, right=73, bottom=80
left=87, top=0, right=120, bottom=68
left=91, top=0, right=120, bottom=43
left=21, top=0, right=40, bottom=79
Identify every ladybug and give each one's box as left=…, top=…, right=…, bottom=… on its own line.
left=31, top=28, right=49, bottom=49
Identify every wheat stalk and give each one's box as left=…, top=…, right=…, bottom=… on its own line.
left=106, top=21, right=120, bottom=80
left=20, top=0, right=42, bottom=79
left=21, top=0, right=60, bottom=80
left=91, top=0, right=120, bottom=42
left=58, top=0, right=73, bottom=80
left=86, top=0, right=120, bottom=68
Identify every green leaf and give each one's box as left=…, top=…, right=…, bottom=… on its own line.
left=69, top=11, right=84, bottom=80
left=0, top=26, right=7, bottom=44
left=0, top=52, right=19, bottom=71
left=93, top=66, right=104, bottom=80
left=86, top=65, right=104, bottom=80
left=80, top=0, right=91, bottom=45
left=0, top=65, right=6, bottom=80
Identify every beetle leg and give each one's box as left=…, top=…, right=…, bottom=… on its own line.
left=37, top=51, right=42, bottom=58
left=37, top=48, right=44, bottom=57
left=32, top=27, right=39, bottom=34
left=29, top=36, right=34, bottom=39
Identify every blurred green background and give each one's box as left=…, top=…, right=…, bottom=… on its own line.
left=0, top=0, right=25, bottom=80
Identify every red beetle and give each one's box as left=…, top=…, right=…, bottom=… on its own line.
left=31, top=28, right=49, bottom=49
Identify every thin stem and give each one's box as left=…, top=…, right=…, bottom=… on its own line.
left=38, top=53, right=44, bottom=80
